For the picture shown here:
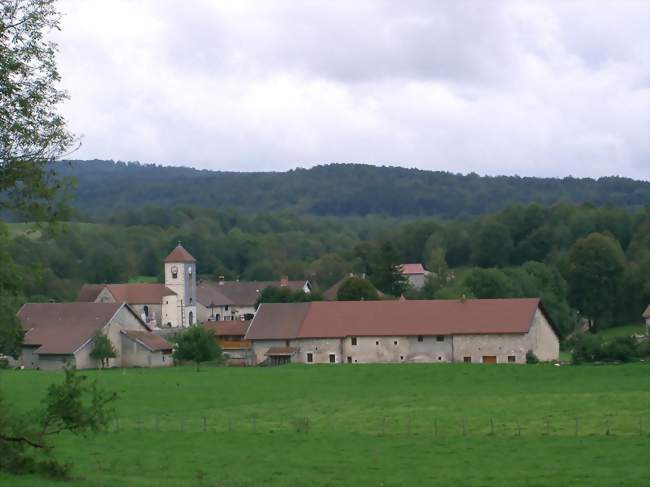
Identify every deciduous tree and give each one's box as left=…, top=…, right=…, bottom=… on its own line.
left=89, top=333, right=116, bottom=369
left=173, top=326, right=222, bottom=371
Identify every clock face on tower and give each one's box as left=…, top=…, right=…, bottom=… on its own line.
left=171, top=265, right=178, bottom=278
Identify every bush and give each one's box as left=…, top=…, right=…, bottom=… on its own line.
left=525, top=351, right=539, bottom=364
left=603, top=337, right=638, bottom=362
left=571, top=333, right=641, bottom=363
left=571, top=334, right=604, bottom=364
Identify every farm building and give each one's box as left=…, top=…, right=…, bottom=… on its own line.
left=398, top=263, right=430, bottom=290
left=245, top=298, right=559, bottom=365
left=16, top=302, right=173, bottom=370
left=202, top=320, right=253, bottom=365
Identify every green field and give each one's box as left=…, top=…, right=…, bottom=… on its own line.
left=1, top=363, right=649, bottom=486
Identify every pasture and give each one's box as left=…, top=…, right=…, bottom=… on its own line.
left=1, top=363, right=649, bottom=486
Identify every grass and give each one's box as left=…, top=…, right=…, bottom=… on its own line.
left=596, top=324, right=646, bottom=341
left=1, top=363, right=649, bottom=486
left=127, top=275, right=159, bottom=283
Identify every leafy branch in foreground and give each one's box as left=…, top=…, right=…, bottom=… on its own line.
left=0, top=369, right=116, bottom=478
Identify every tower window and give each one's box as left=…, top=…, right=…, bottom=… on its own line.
left=351, top=337, right=357, bottom=346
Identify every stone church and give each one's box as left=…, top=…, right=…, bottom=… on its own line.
left=78, top=243, right=197, bottom=328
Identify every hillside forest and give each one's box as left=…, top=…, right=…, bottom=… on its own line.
left=2, top=197, right=649, bottom=340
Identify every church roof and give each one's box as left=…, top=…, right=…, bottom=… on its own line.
left=105, top=284, right=176, bottom=304
left=164, top=244, right=196, bottom=263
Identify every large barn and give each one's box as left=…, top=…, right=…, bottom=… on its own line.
left=245, top=298, right=559, bottom=365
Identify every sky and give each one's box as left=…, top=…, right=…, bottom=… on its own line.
left=55, top=0, right=650, bottom=179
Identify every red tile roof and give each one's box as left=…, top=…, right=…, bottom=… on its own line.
left=202, top=320, right=250, bottom=336
left=18, top=302, right=125, bottom=355
left=399, top=263, right=426, bottom=275
left=105, top=283, right=176, bottom=304
left=122, top=330, right=172, bottom=351
left=164, top=244, right=196, bottom=263
left=247, top=298, right=547, bottom=340
left=76, top=284, right=105, bottom=302
left=197, top=280, right=309, bottom=307
left=643, top=304, right=650, bottom=318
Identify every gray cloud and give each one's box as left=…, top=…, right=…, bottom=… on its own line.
left=56, top=0, right=649, bottom=178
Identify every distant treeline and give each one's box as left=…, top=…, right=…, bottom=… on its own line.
left=3, top=201, right=649, bottom=339
left=50, top=160, right=650, bottom=218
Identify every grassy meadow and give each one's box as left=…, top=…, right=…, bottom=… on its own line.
left=1, top=363, right=649, bottom=486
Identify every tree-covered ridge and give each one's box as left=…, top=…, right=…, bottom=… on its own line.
left=52, top=160, right=650, bottom=218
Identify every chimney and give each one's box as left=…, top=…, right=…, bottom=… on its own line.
left=218, top=275, right=224, bottom=286
left=280, top=275, right=289, bottom=287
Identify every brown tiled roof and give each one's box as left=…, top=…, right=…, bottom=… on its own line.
left=643, top=304, right=650, bottom=318
left=197, top=282, right=234, bottom=307
left=18, top=302, right=125, bottom=355
left=245, top=302, right=311, bottom=340
left=122, top=330, right=172, bottom=351
left=76, top=284, right=105, bottom=302
left=265, top=347, right=298, bottom=356
left=399, top=263, right=426, bottom=275
left=105, top=284, right=176, bottom=304
left=164, top=244, right=196, bottom=263
left=247, top=298, right=547, bottom=340
left=197, top=280, right=309, bottom=307
left=203, top=320, right=250, bottom=336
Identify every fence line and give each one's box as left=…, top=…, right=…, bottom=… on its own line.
left=108, top=414, right=648, bottom=437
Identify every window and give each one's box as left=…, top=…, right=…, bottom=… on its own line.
left=171, top=265, right=178, bottom=279
left=188, top=311, right=194, bottom=325
left=400, top=356, right=404, bottom=361
left=351, top=337, right=357, bottom=346
left=224, top=305, right=229, bottom=311
left=393, top=340, right=398, bottom=346
left=463, top=356, right=471, bottom=363
left=347, top=356, right=352, bottom=363
left=438, top=356, right=442, bottom=361
left=306, top=352, right=313, bottom=363
left=285, top=340, right=290, bottom=347
left=436, top=336, right=444, bottom=342
left=189, top=297, right=193, bottom=304
left=376, top=341, right=379, bottom=346
left=417, top=336, right=423, bottom=342
left=508, top=355, right=516, bottom=363
left=143, top=305, right=149, bottom=318
left=329, top=354, right=336, bottom=363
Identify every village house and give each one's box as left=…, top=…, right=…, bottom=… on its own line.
left=78, top=243, right=198, bottom=328
left=203, top=320, right=253, bottom=365
left=16, top=302, right=173, bottom=370
left=196, top=277, right=311, bottom=322
left=399, top=263, right=430, bottom=290
left=245, top=298, right=559, bottom=365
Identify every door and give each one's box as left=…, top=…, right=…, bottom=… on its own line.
left=482, top=355, right=497, bottom=364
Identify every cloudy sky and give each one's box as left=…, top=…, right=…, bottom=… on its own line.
left=55, top=0, right=649, bottom=179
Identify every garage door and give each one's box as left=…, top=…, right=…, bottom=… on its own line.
left=482, top=355, right=497, bottom=364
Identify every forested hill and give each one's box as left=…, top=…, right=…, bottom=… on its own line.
left=56, top=160, right=650, bottom=218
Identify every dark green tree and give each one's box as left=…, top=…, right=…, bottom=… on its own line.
left=336, top=277, right=379, bottom=301
left=256, top=286, right=323, bottom=306
left=173, top=326, right=222, bottom=371
left=0, top=0, right=75, bottom=219
left=472, top=220, right=513, bottom=267
left=566, top=233, right=626, bottom=330
left=369, top=241, right=408, bottom=297
left=89, top=333, right=116, bottom=369
left=0, top=369, right=116, bottom=478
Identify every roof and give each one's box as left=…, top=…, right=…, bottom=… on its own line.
left=104, top=283, right=176, bottom=304
left=122, top=330, right=172, bottom=351
left=197, top=280, right=309, bottom=307
left=399, top=263, right=426, bottom=275
left=76, top=284, right=105, bottom=302
left=265, top=347, right=298, bottom=356
left=18, top=302, right=125, bottom=355
left=203, top=320, right=250, bottom=336
left=643, top=305, right=650, bottom=318
left=164, top=244, right=196, bottom=263
left=246, top=298, right=546, bottom=340
left=246, top=302, right=311, bottom=340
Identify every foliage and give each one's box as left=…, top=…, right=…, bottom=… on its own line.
left=0, top=0, right=75, bottom=220
left=256, top=286, right=323, bottom=306
left=525, top=350, right=540, bottom=364
left=336, top=277, right=379, bottom=301
left=368, top=241, right=409, bottom=297
left=0, top=369, right=115, bottom=478
left=570, top=334, right=643, bottom=363
left=52, top=160, right=650, bottom=218
left=173, top=326, right=222, bottom=371
left=566, top=233, right=626, bottom=330
left=89, top=333, right=116, bottom=369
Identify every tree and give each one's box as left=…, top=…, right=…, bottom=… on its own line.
left=463, top=268, right=517, bottom=299
left=173, top=326, right=222, bottom=371
left=89, top=333, right=116, bottom=369
left=256, top=286, right=323, bottom=307
left=1, top=0, right=75, bottom=219
left=471, top=220, right=513, bottom=267
left=336, top=277, right=379, bottom=301
left=566, top=233, right=626, bottom=330
left=369, top=241, right=408, bottom=297
left=0, top=369, right=115, bottom=478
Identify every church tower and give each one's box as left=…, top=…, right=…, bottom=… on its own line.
left=163, top=242, right=197, bottom=327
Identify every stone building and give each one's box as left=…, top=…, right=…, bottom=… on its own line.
left=246, top=298, right=559, bottom=365
left=16, top=302, right=173, bottom=370
left=399, top=263, right=430, bottom=290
